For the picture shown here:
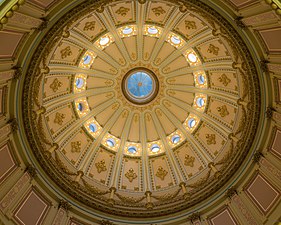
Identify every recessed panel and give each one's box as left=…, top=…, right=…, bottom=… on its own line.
left=0, top=143, right=17, bottom=183
left=271, top=129, right=281, bottom=159
left=14, top=190, right=49, bottom=225
left=246, top=173, right=280, bottom=214
left=0, top=30, right=23, bottom=58
left=209, top=207, right=239, bottom=225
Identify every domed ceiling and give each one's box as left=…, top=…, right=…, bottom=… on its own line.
left=22, top=0, right=260, bottom=218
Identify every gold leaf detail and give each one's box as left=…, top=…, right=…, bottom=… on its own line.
left=156, top=109, right=162, bottom=117
left=122, top=110, right=128, bottom=118
left=156, top=166, right=168, bottom=181
left=54, top=112, right=65, bottom=125
left=134, top=114, right=139, bottom=123
left=144, top=52, right=149, bottom=59
left=110, top=68, right=117, bottom=74
left=131, top=53, right=136, bottom=60
left=105, top=80, right=113, bottom=87
left=167, top=78, right=175, bottom=84
left=49, top=78, right=62, bottom=92
left=184, top=155, right=195, bottom=167
left=115, top=7, right=130, bottom=16
left=218, top=74, right=231, bottom=86
left=217, top=105, right=229, bottom=117
left=185, top=20, right=197, bottom=29
left=112, top=103, right=119, bottom=110
left=206, top=134, right=216, bottom=145
left=83, top=21, right=96, bottom=31
left=81, top=178, right=110, bottom=195
left=152, top=6, right=166, bottom=16
left=164, top=101, right=171, bottom=108
left=115, top=192, right=145, bottom=203
left=119, top=58, right=125, bottom=64
left=167, top=90, right=175, bottom=96
left=95, top=160, right=107, bottom=173
left=155, top=58, right=161, bottom=65
left=207, top=44, right=219, bottom=56
left=151, top=188, right=181, bottom=201
left=163, top=67, right=170, bottom=73
left=125, top=168, right=137, bottom=182
left=60, top=46, right=72, bottom=59
left=106, top=93, right=113, bottom=98
left=71, top=141, right=81, bottom=153
left=145, top=113, right=151, bottom=122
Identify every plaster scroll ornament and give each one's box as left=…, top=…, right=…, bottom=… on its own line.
left=60, top=46, right=72, bottom=59
left=156, top=166, right=168, bottom=180
left=206, top=134, right=216, bottom=145
left=125, top=168, right=137, bottom=182
left=50, top=78, right=62, bottom=92
left=218, top=74, right=231, bottom=86
left=184, top=155, right=195, bottom=167
left=54, top=112, right=65, bottom=125
left=105, top=80, right=114, bottom=87
left=83, top=21, right=96, bottom=31
left=95, top=160, right=107, bottom=173
left=115, top=7, right=130, bottom=16
left=185, top=20, right=197, bottom=29
left=152, top=6, right=166, bottom=16
left=122, top=110, right=129, bottom=118
left=217, top=105, right=229, bottom=117
left=71, top=141, right=81, bottom=153
left=112, top=102, right=120, bottom=110
left=207, top=44, right=219, bottom=56
left=106, top=93, right=114, bottom=98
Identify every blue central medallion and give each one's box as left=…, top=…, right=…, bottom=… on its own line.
left=122, top=68, right=159, bottom=105
left=127, top=72, right=153, bottom=98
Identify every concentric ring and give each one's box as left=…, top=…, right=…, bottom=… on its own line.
left=122, top=68, right=159, bottom=105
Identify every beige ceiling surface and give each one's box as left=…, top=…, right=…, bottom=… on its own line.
left=22, top=0, right=261, bottom=218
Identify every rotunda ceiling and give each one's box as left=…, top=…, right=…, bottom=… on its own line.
left=22, top=0, right=261, bottom=218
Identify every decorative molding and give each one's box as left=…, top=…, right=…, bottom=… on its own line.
left=188, top=212, right=201, bottom=222
left=59, top=199, right=71, bottom=211
left=0, top=172, right=30, bottom=211
left=0, top=70, right=14, bottom=81
left=0, top=123, right=11, bottom=138
left=260, top=60, right=269, bottom=73
left=155, top=166, right=168, bottom=180
left=9, top=12, right=42, bottom=28
left=8, top=118, right=18, bottom=133
left=260, top=158, right=281, bottom=181
left=264, top=0, right=281, bottom=17
left=125, top=168, right=137, bottom=182
left=12, top=66, right=22, bottom=80
left=25, top=164, right=37, bottom=178
left=37, top=18, right=49, bottom=31
left=225, top=186, right=237, bottom=199
left=100, top=220, right=114, bottom=225
left=232, top=194, right=259, bottom=225
left=265, top=107, right=276, bottom=119
left=235, top=16, right=246, bottom=29
left=0, top=0, right=26, bottom=30
left=252, top=150, right=264, bottom=163
left=52, top=208, right=66, bottom=225
left=95, top=160, right=107, bottom=173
